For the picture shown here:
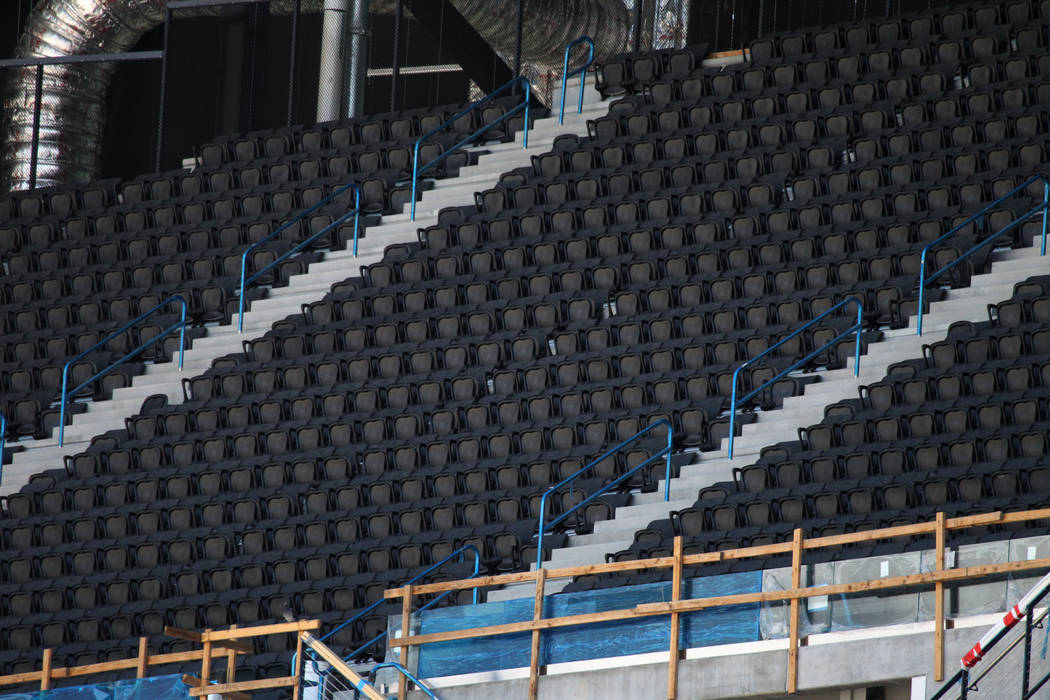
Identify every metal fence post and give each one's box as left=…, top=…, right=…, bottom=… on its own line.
left=390, top=0, right=403, bottom=112
left=1023, top=608, right=1034, bottom=698
left=287, top=0, right=301, bottom=127
left=156, top=8, right=171, bottom=172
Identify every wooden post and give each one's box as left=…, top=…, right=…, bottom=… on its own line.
left=788, top=528, right=803, bottom=694
left=136, top=637, right=149, bottom=678
left=398, top=584, right=413, bottom=700
left=667, top=536, right=684, bottom=700
left=288, top=624, right=301, bottom=700
left=528, top=569, right=547, bottom=700
left=228, top=625, right=240, bottom=685
left=40, top=649, right=52, bottom=691
left=201, top=629, right=213, bottom=687
left=935, top=511, right=946, bottom=682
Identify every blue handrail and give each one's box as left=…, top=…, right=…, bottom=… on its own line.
left=370, top=662, right=439, bottom=700
left=728, top=297, right=864, bottom=460
left=58, top=295, right=188, bottom=447
left=536, top=419, right=673, bottom=569
left=559, top=35, right=595, bottom=125
left=303, top=544, right=481, bottom=673
left=410, top=76, right=531, bottom=221
left=916, top=174, right=1050, bottom=335
left=0, top=413, right=6, bottom=484
left=237, top=182, right=361, bottom=332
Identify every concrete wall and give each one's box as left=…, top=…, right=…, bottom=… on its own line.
left=410, top=613, right=1004, bottom=700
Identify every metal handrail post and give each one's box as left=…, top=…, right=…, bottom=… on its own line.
left=536, top=419, right=673, bottom=569
left=1042, top=178, right=1049, bottom=256
left=728, top=297, right=863, bottom=459
left=410, top=76, right=531, bottom=221
left=917, top=174, right=1050, bottom=335
left=237, top=183, right=360, bottom=331
left=559, top=36, right=595, bottom=125
left=57, top=295, right=188, bottom=446
left=0, top=413, right=6, bottom=484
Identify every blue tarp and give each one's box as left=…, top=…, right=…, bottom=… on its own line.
left=0, top=673, right=191, bottom=700
left=417, top=571, right=762, bottom=677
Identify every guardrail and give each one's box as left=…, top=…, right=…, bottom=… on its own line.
left=559, top=35, right=595, bottom=125
left=305, top=544, right=481, bottom=674
left=237, top=182, right=361, bottom=332
left=536, top=419, right=673, bottom=569
left=728, top=296, right=863, bottom=459
left=58, top=295, right=188, bottom=446
left=931, top=572, right=1050, bottom=700
left=917, top=174, right=1050, bottom=335
left=410, top=76, right=531, bottom=220
left=386, top=508, right=1050, bottom=700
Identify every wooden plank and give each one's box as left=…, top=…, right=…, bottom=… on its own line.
left=201, top=620, right=319, bottom=641
left=298, top=630, right=386, bottom=700
left=137, top=638, right=149, bottom=679
left=946, top=511, right=1005, bottom=529
left=667, top=536, right=683, bottom=700
left=0, top=650, right=233, bottom=688
left=636, top=557, right=1050, bottom=616
left=804, top=521, right=935, bottom=549
left=529, top=568, right=547, bottom=700
left=935, top=512, right=946, bottom=683
left=389, top=557, right=1050, bottom=652
left=788, top=529, right=803, bottom=694
left=210, top=640, right=254, bottom=655
left=188, top=676, right=298, bottom=696
left=165, top=626, right=202, bottom=643
left=686, top=541, right=794, bottom=561
left=709, top=49, right=746, bottom=58
left=383, top=508, right=1050, bottom=600
left=201, top=630, right=213, bottom=691
left=227, top=626, right=239, bottom=686
left=399, top=584, right=413, bottom=700
left=40, top=649, right=52, bottom=691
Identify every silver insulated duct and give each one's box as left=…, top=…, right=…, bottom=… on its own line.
left=2, top=0, right=631, bottom=192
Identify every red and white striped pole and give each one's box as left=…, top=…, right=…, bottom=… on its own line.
left=961, top=570, right=1050, bottom=669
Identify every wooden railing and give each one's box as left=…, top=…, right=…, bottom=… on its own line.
left=385, top=508, right=1050, bottom=700
left=0, top=620, right=320, bottom=700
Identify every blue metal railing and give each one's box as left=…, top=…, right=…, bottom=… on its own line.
left=237, top=182, right=361, bottom=331
left=536, top=420, right=673, bottom=569
left=58, top=295, right=187, bottom=446
left=728, top=297, right=864, bottom=459
left=410, top=76, right=531, bottom=221
left=917, top=174, right=1050, bottom=335
left=304, top=544, right=480, bottom=674
left=369, top=662, right=439, bottom=700
left=559, top=35, right=595, bottom=125
left=0, top=413, right=6, bottom=484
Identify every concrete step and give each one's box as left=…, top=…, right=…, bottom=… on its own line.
left=0, top=92, right=614, bottom=497
left=547, top=540, right=633, bottom=566
left=541, top=239, right=1050, bottom=569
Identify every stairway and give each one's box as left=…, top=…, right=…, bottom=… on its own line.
left=531, top=240, right=1050, bottom=576
left=0, top=83, right=610, bottom=498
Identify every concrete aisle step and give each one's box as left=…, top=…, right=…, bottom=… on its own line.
left=525, top=237, right=1050, bottom=587
left=0, top=85, right=612, bottom=500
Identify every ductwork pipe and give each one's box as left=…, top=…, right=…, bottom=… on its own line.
left=1, top=0, right=630, bottom=191
left=316, top=0, right=350, bottom=123
left=345, top=0, right=369, bottom=119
